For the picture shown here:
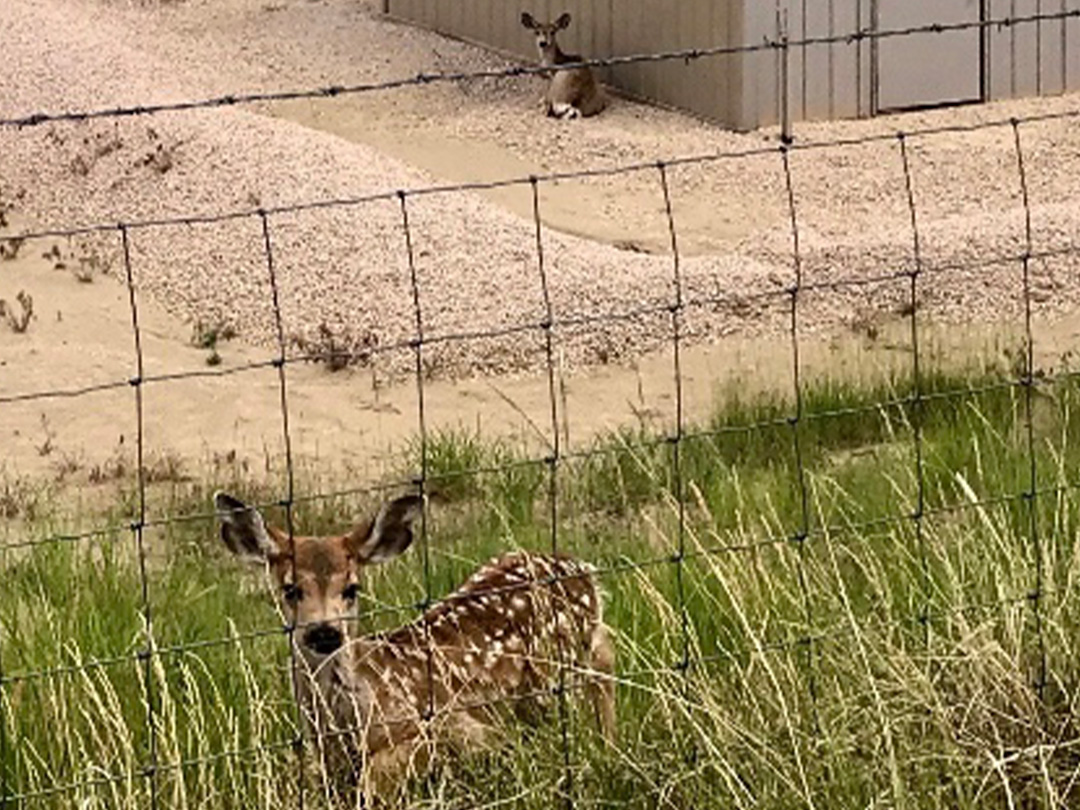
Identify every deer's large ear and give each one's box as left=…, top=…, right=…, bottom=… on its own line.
left=214, top=492, right=283, bottom=561
left=555, top=12, right=572, bottom=29
left=521, top=12, right=537, bottom=29
left=347, top=495, right=423, bottom=565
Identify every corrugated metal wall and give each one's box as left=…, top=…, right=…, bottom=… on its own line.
left=387, top=0, right=1080, bottom=131
left=744, top=0, right=1080, bottom=129
left=875, top=0, right=983, bottom=112
left=985, top=0, right=1080, bottom=100
left=385, top=0, right=745, bottom=125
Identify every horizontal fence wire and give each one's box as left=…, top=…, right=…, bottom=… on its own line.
left=0, top=367, right=1043, bottom=558
left=1, top=6, right=1077, bottom=130
left=0, top=364, right=1063, bottom=571
left=2, top=13, right=1079, bottom=806
left=0, top=579, right=1047, bottom=807
left=1, top=234, right=1075, bottom=408
left=0, top=478, right=1067, bottom=687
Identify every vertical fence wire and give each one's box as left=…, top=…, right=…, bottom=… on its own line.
left=780, top=146, right=821, bottom=740
left=898, top=134, right=931, bottom=651
left=1011, top=120, right=1048, bottom=700
left=657, top=163, right=692, bottom=682
left=398, top=190, right=440, bottom=800
left=120, top=224, right=160, bottom=810
left=257, top=210, right=307, bottom=808
left=657, top=159, right=698, bottom=766
left=530, top=176, right=575, bottom=809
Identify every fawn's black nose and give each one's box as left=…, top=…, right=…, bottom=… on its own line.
left=303, top=624, right=343, bottom=655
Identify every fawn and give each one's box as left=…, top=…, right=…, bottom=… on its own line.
left=214, top=492, right=615, bottom=793
left=521, top=11, right=606, bottom=119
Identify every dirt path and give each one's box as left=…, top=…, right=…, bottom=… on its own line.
left=268, top=98, right=760, bottom=256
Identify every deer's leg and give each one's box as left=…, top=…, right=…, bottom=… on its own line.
left=587, top=623, right=616, bottom=744
left=550, top=101, right=577, bottom=119
left=362, top=738, right=431, bottom=805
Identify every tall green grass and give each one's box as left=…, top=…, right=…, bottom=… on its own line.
left=5, top=366, right=1080, bottom=808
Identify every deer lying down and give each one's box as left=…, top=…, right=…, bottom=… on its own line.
left=214, top=492, right=615, bottom=795
left=521, top=11, right=606, bottom=119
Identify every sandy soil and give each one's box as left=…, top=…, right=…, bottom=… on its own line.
left=3, top=0, right=1080, bottom=487
left=6, top=226, right=1079, bottom=487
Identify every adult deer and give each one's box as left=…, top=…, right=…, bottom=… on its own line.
left=213, top=492, right=615, bottom=795
left=521, top=11, right=606, bottom=119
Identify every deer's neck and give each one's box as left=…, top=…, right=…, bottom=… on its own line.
left=540, top=44, right=570, bottom=68
left=294, top=639, right=374, bottom=738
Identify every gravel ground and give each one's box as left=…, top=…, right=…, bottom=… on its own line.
left=2, top=0, right=1080, bottom=379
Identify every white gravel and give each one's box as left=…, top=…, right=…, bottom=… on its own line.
left=2, top=0, right=1080, bottom=379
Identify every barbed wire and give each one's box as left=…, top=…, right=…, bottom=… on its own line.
left=2, top=6, right=1077, bottom=130
left=3, top=20, right=1080, bottom=808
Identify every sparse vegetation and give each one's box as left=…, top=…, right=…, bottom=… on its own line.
left=143, top=450, right=188, bottom=484
left=40, top=240, right=113, bottom=281
left=191, top=318, right=237, bottom=366
left=6, top=365, right=1080, bottom=808
left=0, top=290, right=34, bottom=332
left=0, top=186, right=24, bottom=230
left=191, top=319, right=237, bottom=349
left=290, top=322, right=378, bottom=372
left=42, top=244, right=64, bottom=268
left=35, top=414, right=56, bottom=457
left=84, top=447, right=189, bottom=486
left=73, top=250, right=103, bottom=283
left=0, top=237, right=25, bottom=261
left=0, top=475, right=53, bottom=521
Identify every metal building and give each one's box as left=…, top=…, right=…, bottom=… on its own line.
left=384, top=0, right=1080, bottom=130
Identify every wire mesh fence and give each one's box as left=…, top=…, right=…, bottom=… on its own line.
left=3, top=7, right=1080, bottom=808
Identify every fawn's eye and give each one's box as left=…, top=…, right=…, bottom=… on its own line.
left=341, top=584, right=359, bottom=602
left=282, top=583, right=303, bottom=603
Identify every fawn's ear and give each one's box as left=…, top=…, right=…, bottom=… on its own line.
left=347, top=495, right=423, bottom=565
left=214, top=492, right=283, bottom=561
left=521, top=12, right=537, bottom=29
left=555, top=12, right=572, bottom=29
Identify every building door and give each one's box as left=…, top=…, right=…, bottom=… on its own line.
left=873, top=0, right=985, bottom=113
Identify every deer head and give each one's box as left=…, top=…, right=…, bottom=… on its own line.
left=214, top=492, right=422, bottom=658
left=521, top=11, right=573, bottom=65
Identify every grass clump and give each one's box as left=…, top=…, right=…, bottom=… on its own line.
left=5, top=365, right=1080, bottom=807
